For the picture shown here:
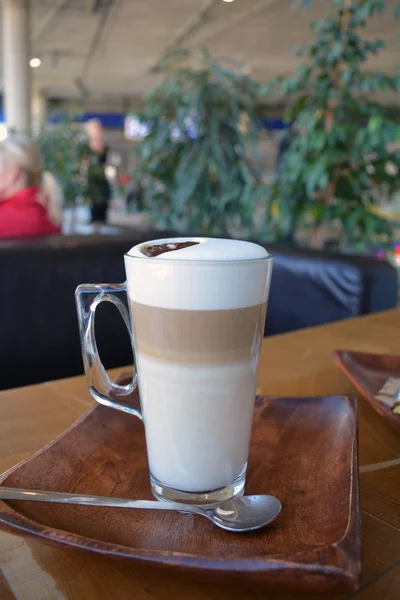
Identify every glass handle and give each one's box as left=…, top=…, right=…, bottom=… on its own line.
left=75, top=282, right=142, bottom=420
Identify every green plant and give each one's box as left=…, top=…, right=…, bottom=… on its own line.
left=36, top=113, right=87, bottom=206
left=261, top=0, right=400, bottom=248
left=135, top=51, right=265, bottom=236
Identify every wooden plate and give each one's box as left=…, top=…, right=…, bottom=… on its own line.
left=0, top=392, right=361, bottom=594
left=334, top=350, right=400, bottom=434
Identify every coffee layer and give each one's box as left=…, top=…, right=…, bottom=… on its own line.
left=130, top=301, right=267, bottom=364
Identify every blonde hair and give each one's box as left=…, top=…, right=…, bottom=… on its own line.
left=0, top=137, right=42, bottom=186
left=0, top=136, right=63, bottom=226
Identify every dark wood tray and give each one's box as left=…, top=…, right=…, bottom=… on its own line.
left=0, top=392, right=361, bottom=594
left=334, top=350, right=400, bottom=434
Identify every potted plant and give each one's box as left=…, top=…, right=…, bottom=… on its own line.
left=262, top=0, right=400, bottom=250
left=36, top=112, right=87, bottom=207
left=134, top=51, right=265, bottom=237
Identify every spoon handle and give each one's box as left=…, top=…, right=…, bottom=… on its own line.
left=0, top=486, right=204, bottom=515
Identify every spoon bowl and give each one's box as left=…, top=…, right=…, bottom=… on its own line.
left=211, top=495, right=282, bottom=532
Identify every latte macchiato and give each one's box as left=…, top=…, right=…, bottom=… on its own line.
left=76, top=236, right=273, bottom=506
left=125, top=238, right=272, bottom=499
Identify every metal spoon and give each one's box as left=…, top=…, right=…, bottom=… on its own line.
left=0, top=487, right=281, bottom=533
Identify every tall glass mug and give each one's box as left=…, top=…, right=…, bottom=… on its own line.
left=75, top=238, right=273, bottom=506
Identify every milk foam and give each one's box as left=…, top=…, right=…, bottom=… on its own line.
left=128, top=238, right=268, bottom=261
left=125, top=238, right=272, bottom=310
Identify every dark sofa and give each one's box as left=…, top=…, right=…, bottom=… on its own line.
left=0, top=231, right=397, bottom=390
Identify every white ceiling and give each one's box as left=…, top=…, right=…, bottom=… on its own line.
left=2, top=0, right=400, bottom=102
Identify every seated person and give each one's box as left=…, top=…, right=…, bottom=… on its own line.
left=0, top=137, right=62, bottom=238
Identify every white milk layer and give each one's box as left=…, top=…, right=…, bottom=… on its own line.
left=137, top=353, right=257, bottom=492
left=125, top=238, right=271, bottom=310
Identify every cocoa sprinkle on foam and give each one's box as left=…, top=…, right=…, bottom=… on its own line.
left=141, top=241, right=199, bottom=258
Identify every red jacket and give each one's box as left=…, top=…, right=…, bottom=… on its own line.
left=0, top=186, right=61, bottom=238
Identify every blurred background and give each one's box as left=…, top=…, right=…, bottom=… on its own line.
left=1, top=0, right=400, bottom=390
left=1, top=0, right=400, bottom=254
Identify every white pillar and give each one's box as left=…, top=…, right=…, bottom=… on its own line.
left=2, top=0, right=31, bottom=135
left=31, top=87, right=47, bottom=136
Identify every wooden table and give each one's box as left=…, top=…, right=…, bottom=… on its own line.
left=0, top=309, right=399, bottom=600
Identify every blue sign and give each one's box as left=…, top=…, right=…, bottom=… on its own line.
left=48, top=111, right=125, bottom=129
left=263, top=118, right=288, bottom=131
left=0, top=108, right=288, bottom=131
